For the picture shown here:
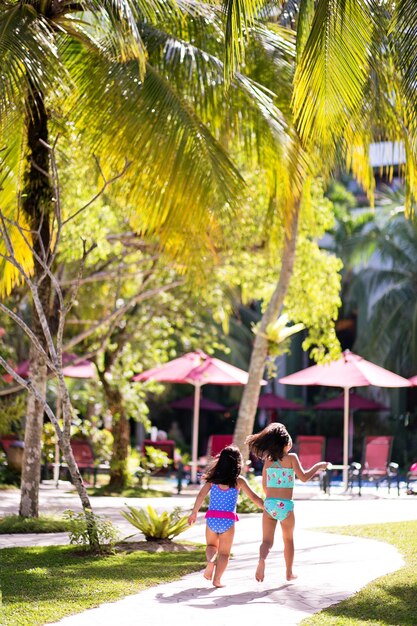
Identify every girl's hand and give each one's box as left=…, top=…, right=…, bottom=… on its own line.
left=188, top=512, right=197, bottom=525
left=318, top=462, right=329, bottom=470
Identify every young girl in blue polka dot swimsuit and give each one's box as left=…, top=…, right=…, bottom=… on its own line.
left=188, top=445, right=263, bottom=587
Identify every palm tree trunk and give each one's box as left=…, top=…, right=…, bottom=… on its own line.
left=233, top=204, right=300, bottom=459
left=19, top=344, right=47, bottom=517
left=105, top=386, right=130, bottom=490
left=19, top=87, right=53, bottom=518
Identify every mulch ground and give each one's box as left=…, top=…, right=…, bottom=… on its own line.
left=115, top=540, right=199, bottom=553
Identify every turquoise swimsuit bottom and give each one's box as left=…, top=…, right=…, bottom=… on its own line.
left=264, top=497, right=294, bottom=521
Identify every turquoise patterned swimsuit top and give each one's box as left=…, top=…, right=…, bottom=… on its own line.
left=266, top=459, right=294, bottom=488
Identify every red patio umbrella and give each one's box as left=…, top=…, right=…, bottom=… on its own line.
left=257, top=392, right=304, bottom=411
left=170, top=395, right=226, bottom=412
left=133, top=350, right=259, bottom=482
left=314, top=392, right=389, bottom=411
left=279, top=350, right=411, bottom=489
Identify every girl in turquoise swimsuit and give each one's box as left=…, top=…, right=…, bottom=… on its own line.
left=246, top=423, right=328, bottom=582
left=188, top=445, right=264, bottom=587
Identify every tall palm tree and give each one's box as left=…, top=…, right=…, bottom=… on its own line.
left=222, top=0, right=417, bottom=454
left=0, top=0, right=297, bottom=514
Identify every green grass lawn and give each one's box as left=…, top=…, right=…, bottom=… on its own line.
left=0, top=543, right=206, bottom=626
left=87, top=484, right=172, bottom=497
left=301, top=520, right=417, bottom=626
left=0, top=514, right=71, bottom=534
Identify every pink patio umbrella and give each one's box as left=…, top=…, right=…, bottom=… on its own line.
left=170, top=395, right=226, bottom=412
left=279, top=350, right=411, bottom=489
left=133, top=350, right=259, bottom=483
left=11, top=354, right=96, bottom=485
left=2, top=353, right=96, bottom=485
left=408, top=375, right=417, bottom=386
left=11, top=353, right=96, bottom=380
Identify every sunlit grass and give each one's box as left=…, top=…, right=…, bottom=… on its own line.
left=0, top=514, right=71, bottom=534
left=0, top=543, right=205, bottom=625
left=301, top=520, right=417, bottom=626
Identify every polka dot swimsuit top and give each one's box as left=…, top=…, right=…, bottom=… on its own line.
left=266, top=459, right=294, bottom=488
left=205, top=483, right=239, bottom=520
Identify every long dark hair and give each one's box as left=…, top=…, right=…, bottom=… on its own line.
left=246, top=423, right=291, bottom=461
left=203, top=445, right=242, bottom=487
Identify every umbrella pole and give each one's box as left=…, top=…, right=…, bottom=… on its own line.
left=343, top=387, right=350, bottom=490
left=191, top=384, right=202, bottom=484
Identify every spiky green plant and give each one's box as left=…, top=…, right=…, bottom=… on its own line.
left=121, top=505, right=189, bottom=542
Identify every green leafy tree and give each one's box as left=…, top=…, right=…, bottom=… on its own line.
left=0, top=0, right=295, bottom=516
left=218, top=0, right=417, bottom=455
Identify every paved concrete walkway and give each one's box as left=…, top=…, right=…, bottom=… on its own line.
left=1, top=482, right=415, bottom=625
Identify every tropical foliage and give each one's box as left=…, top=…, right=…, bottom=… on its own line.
left=345, top=199, right=417, bottom=376
left=226, top=1, right=417, bottom=211
left=121, top=504, right=189, bottom=541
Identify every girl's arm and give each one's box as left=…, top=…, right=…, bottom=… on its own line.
left=188, top=482, right=211, bottom=524
left=238, top=476, right=264, bottom=509
left=290, top=453, right=328, bottom=482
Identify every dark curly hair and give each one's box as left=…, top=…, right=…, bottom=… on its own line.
left=203, top=445, right=242, bottom=487
left=246, top=423, right=291, bottom=461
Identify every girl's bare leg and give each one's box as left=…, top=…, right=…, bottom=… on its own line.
left=204, top=527, right=219, bottom=580
left=256, top=511, right=277, bottom=582
left=212, top=525, right=235, bottom=588
left=280, top=511, right=297, bottom=581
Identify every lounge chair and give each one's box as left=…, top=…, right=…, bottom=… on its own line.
left=295, top=435, right=326, bottom=488
left=407, top=462, right=417, bottom=494
left=349, top=435, right=399, bottom=495
left=206, top=434, right=233, bottom=458
left=296, top=435, right=326, bottom=467
left=60, top=439, right=110, bottom=486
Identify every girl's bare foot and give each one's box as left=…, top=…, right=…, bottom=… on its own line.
left=286, top=572, right=297, bottom=581
left=255, top=559, right=265, bottom=582
left=213, top=579, right=225, bottom=588
left=204, top=561, right=215, bottom=581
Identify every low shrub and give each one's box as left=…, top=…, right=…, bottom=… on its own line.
left=237, top=476, right=264, bottom=513
left=63, top=509, right=120, bottom=552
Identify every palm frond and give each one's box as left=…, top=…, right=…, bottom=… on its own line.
left=63, top=49, right=244, bottom=253
left=295, top=0, right=314, bottom=60
left=292, top=0, right=373, bottom=150
left=0, top=4, right=67, bottom=113
left=222, top=0, right=267, bottom=75
left=392, top=0, right=417, bottom=134
left=0, top=110, right=34, bottom=297
left=71, top=0, right=151, bottom=74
